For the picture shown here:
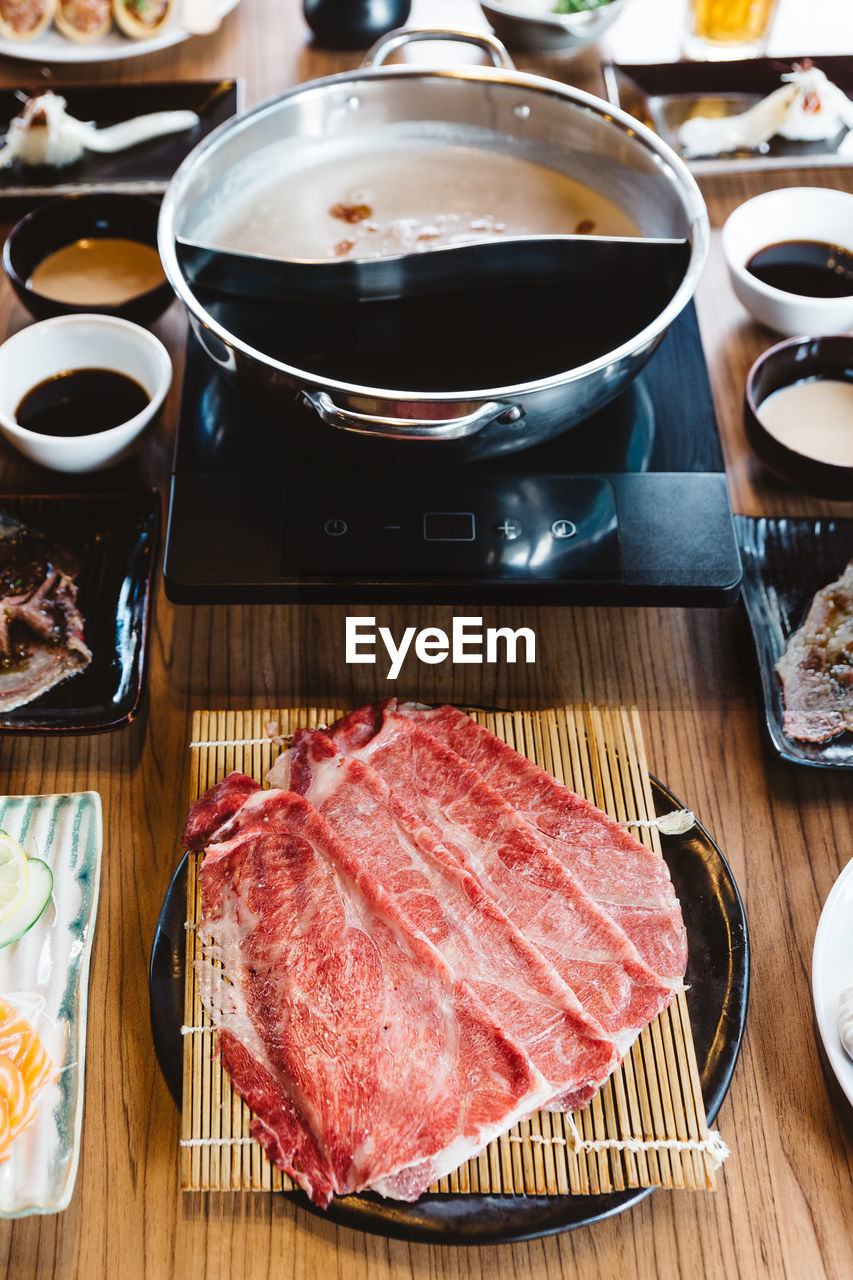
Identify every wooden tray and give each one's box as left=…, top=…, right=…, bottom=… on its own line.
left=180, top=705, right=725, bottom=1198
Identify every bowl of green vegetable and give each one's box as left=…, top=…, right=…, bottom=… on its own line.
left=480, top=0, right=631, bottom=53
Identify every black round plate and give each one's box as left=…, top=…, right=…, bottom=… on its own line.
left=149, top=778, right=749, bottom=1244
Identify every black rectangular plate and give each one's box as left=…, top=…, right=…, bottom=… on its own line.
left=736, top=515, right=853, bottom=768
left=0, top=490, right=159, bottom=734
left=0, top=80, right=242, bottom=202
left=604, top=55, right=853, bottom=175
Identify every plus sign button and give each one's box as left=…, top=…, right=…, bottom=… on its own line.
left=323, top=517, right=348, bottom=537
left=551, top=519, right=577, bottom=540
left=493, top=518, right=522, bottom=540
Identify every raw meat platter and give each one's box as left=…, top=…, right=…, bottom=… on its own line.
left=149, top=702, right=749, bottom=1243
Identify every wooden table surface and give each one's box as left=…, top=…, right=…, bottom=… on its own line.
left=1, top=1, right=851, bottom=1276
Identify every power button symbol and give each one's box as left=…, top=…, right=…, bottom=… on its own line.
left=551, top=519, right=577, bottom=540
left=324, top=517, right=348, bottom=537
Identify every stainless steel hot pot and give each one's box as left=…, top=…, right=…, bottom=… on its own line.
left=159, top=27, right=709, bottom=462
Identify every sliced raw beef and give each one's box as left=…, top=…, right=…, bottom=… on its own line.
left=386, top=701, right=687, bottom=980
left=270, top=730, right=619, bottom=1111
left=184, top=777, right=544, bottom=1207
left=0, top=513, right=91, bottom=713
left=324, top=709, right=676, bottom=1052
left=776, top=560, right=853, bottom=742
left=183, top=770, right=260, bottom=849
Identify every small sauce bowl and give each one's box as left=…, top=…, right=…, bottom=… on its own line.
left=722, top=188, right=853, bottom=337
left=744, top=334, right=853, bottom=499
left=0, top=314, right=172, bottom=473
left=3, top=192, right=174, bottom=326
left=480, top=0, right=631, bottom=53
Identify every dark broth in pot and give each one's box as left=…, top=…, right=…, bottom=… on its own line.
left=200, top=266, right=685, bottom=391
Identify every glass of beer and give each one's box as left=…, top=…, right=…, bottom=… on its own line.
left=684, top=0, right=781, bottom=60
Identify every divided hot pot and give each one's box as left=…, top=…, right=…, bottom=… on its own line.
left=158, top=26, right=709, bottom=462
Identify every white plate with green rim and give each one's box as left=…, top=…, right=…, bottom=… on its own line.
left=0, top=791, right=102, bottom=1218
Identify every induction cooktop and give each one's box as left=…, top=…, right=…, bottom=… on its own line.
left=164, top=302, right=742, bottom=605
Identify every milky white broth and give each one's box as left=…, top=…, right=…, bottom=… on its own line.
left=757, top=378, right=853, bottom=466
left=200, top=140, right=639, bottom=261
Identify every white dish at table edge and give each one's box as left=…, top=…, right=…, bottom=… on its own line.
left=0, top=0, right=238, bottom=64
left=0, top=791, right=102, bottom=1217
left=812, top=857, right=853, bottom=1110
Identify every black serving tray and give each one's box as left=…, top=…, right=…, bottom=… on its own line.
left=604, top=55, right=853, bottom=176
left=0, top=80, right=243, bottom=204
left=0, top=490, right=159, bottom=733
left=736, top=515, right=853, bottom=768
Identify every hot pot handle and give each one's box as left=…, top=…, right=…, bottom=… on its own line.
left=301, top=390, right=522, bottom=441
left=362, top=26, right=516, bottom=71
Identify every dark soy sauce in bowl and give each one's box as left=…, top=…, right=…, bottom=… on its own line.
left=15, top=368, right=150, bottom=437
left=746, top=240, right=853, bottom=298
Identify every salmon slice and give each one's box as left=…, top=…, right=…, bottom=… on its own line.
left=0, top=997, right=54, bottom=1154
left=0, top=1095, right=10, bottom=1161
left=0, top=1055, right=28, bottom=1129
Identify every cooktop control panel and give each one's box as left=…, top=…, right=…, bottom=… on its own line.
left=293, top=477, right=621, bottom=582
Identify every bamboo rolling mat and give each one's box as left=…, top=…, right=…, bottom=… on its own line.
left=181, top=704, right=722, bottom=1197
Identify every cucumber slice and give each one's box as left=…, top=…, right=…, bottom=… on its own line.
left=0, top=859, right=53, bottom=948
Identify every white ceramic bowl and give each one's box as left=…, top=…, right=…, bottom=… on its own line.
left=480, top=0, right=631, bottom=54
left=722, top=187, right=853, bottom=337
left=0, top=314, right=172, bottom=473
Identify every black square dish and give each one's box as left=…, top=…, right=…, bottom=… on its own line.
left=604, top=56, right=853, bottom=176
left=0, top=81, right=243, bottom=203
left=736, top=515, right=853, bottom=768
left=0, top=490, right=159, bottom=733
